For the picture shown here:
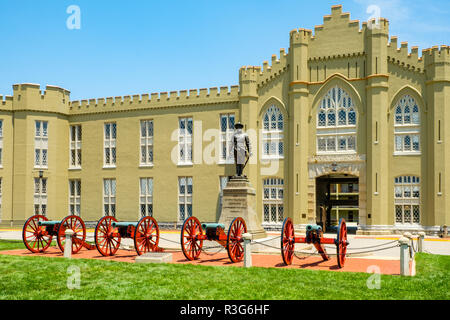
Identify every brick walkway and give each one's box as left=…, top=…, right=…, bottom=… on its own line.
left=0, top=247, right=401, bottom=275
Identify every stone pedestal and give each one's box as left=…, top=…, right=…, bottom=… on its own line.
left=219, top=177, right=267, bottom=240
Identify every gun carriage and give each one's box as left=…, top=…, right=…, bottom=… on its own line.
left=22, top=214, right=94, bottom=254
left=94, top=215, right=162, bottom=256
left=180, top=216, right=247, bottom=263
left=281, top=217, right=349, bottom=268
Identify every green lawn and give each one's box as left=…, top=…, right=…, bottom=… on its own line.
left=0, top=240, right=449, bottom=300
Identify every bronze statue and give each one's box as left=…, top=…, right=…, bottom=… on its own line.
left=231, top=122, right=252, bottom=177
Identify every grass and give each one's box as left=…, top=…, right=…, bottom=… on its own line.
left=0, top=240, right=449, bottom=300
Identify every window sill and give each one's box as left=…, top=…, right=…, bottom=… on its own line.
left=69, top=167, right=81, bottom=171
left=218, top=160, right=234, bottom=165
left=316, top=151, right=357, bottom=155
left=437, top=141, right=443, bottom=144
left=34, top=166, right=49, bottom=170
left=139, top=164, right=154, bottom=168
left=261, top=156, right=284, bottom=160
left=103, top=166, right=116, bottom=170
left=393, top=152, right=421, bottom=156
left=438, top=192, right=443, bottom=197
left=177, top=162, right=193, bottom=167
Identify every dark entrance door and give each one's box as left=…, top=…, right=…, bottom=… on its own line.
left=316, top=175, right=359, bottom=233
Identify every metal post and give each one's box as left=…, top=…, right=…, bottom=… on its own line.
left=398, top=236, right=410, bottom=276
left=64, top=229, right=74, bottom=259
left=242, top=233, right=252, bottom=268
left=418, top=232, right=425, bottom=253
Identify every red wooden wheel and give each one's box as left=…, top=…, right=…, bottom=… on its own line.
left=336, top=218, right=348, bottom=268
left=180, top=216, right=203, bottom=261
left=57, top=215, right=86, bottom=254
left=134, top=216, right=160, bottom=255
left=95, top=216, right=121, bottom=256
left=22, top=215, right=53, bottom=253
left=227, top=217, right=247, bottom=263
left=281, top=217, right=295, bottom=265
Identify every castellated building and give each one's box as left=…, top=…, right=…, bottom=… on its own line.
left=0, top=5, right=448, bottom=235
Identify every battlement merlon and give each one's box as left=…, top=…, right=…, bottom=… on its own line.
left=69, top=85, right=240, bottom=112
left=12, top=83, right=70, bottom=113
left=0, top=95, right=13, bottom=110
left=239, top=66, right=260, bottom=98
left=290, top=28, right=313, bottom=45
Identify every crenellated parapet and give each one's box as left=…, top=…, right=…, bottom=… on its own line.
left=69, top=85, right=239, bottom=115
left=387, top=37, right=424, bottom=73
left=258, top=49, right=289, bottom=87
left=11, top=83, right=70, bottom=114
left=0, top=95, right=13, bottom=110
left=422, top=45, right=450, bottom=81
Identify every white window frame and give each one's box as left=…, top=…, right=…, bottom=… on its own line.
left=69, top=179, right=81, bottom=216
left=394, top=95, right=421, bottom=155
left=34, top=177, right=47, bottom=216
left=262, top=106, right=284, bottom=159
left=139, top=178, right=153, bottom=218
left=103, top=178, right=116, bottom=217
left=140, top=120, right=154, bottom=166
left=178, top=118, right=193, bottom=165
left=70, top=125, right=82, bottom=169
left=35, top=121, right=49, bottom=168
left=316, top=86, right=357, bottom=154
left=394, top=176, right=420, bottom=225
left=219, top=114, right=235, bottom=164
left=104, top=123, right=117, bottom=168
left=178, top=177, right=192, bottom=221
left=262, top=178, right=284, bottom=224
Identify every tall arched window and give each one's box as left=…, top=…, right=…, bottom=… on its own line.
left=262, top=105, right=284, bottom=158
left=317, top=86, right=357, bottom=153
left=394, top=95, right=420, bottom=154
left=394, top=176, right=420, bottom=224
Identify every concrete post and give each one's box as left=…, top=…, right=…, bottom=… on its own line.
left=242, top=233, right=252, bottom=268
left=418, top=232, right=425, bottom=253
left=443, top=225, right=448, bottom=238
left=399, top=236, right=410, bottom=276
left=64, top=229, right=74, bottom=259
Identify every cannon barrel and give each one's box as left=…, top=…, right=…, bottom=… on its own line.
left=201, top=223, right=225, bottom=230
left=306, top=225, right=322, bottom=232
left=38, top=221, right=60, bottom=226
left=112, top=221, right=138, bottom=228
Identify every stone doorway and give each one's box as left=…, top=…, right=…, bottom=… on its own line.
left=315, top=174, right=359, bottom=233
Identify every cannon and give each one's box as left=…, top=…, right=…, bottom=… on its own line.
left=22, top=214, right=95, bottom=254
left=94, top=215, right=162, bottom=256
left=180, top=216, right=247, bottom=263
left=281, top=218, right=349, bottom=268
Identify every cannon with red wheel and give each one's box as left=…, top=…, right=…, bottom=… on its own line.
left=22, top=215, right=95, bottom=254
left=180, top=216, right=247, bottom=263
left=281, top=218, right=349, bottom=268
left=94, top=215, right=162, bottom=256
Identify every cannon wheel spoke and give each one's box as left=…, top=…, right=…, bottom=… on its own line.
left=180, top=216, right=203, bottom=261
left=57, top=215, right=87, bottom=254
left=281, top=217, right=294, bottom=265
left=336, top=218, right=348, bottom=268
left=95, top=216, right=121, bottom=256
left=22, top=215, right=53, bottom=253
left=227, top=217, right=247, bottom=263
left=134, top=216, right=160, bottom=255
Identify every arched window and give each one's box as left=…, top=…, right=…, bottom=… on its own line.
left=316, top=86, right=357, bottom=153
left=394, top=95, right=420, bottom=154
left=262, top=105, right=284, bottom=158
left=394, top=176, right=420, bottom=224
left=262, top=178, right=284, bottom=224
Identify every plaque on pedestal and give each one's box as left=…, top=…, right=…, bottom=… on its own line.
left=219, top=176, right=267, bottom=240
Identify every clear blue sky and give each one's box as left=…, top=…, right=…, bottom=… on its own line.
left=0, top=0, right=448, bottom=100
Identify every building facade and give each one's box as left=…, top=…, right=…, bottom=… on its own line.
left=0, top=5, right=448, bottom=234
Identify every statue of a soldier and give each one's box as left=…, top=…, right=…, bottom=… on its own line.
left=231, top=122, right=252, bottom=177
